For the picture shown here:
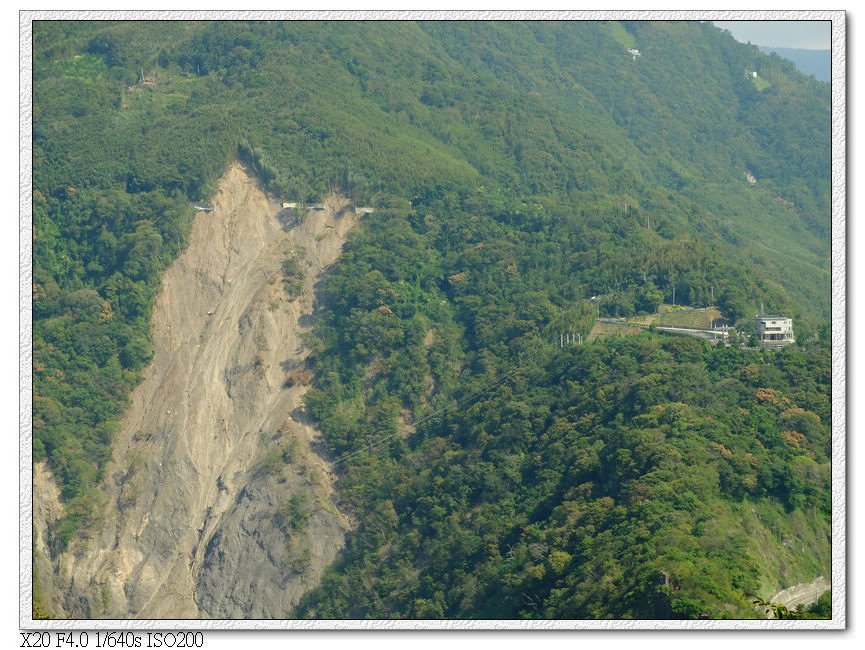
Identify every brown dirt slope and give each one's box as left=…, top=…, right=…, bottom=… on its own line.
left=46, top=162, right=358, bottom=619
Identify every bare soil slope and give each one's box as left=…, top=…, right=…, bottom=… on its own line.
left=52, top=162, right=357, bottom=618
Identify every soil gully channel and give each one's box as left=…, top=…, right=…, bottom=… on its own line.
left=55, top=163, right=356, bottom=618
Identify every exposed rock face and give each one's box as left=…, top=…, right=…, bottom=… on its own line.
left=33, top=461, right=64, bottom=615
left=768, top=576, right=831, bottom=617
left=40, top=163, right=356, bottom=618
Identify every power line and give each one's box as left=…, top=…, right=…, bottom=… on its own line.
left=332, top=341, right=551, bottom=466
left=331, top=335, right=559, bottom=468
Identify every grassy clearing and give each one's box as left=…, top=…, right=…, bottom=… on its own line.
left=587, top=306, right=723, bottom=342
left=657, top=305, right=722, bottom=328
left=53, top=54, right=107, bottom=79
left=752, top=74, right=771, bottom=92
left=615, top=306, right=722, bottom=329
left=587, top=320, right=644, bottom=342
left=607, top=21, right=636, bottom=49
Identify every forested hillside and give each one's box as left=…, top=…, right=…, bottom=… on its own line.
left=759, top=46, right=831, bottom=83
left=32, top=19, right=832, bottom=619
left=299, top=337, right=830, bottom=618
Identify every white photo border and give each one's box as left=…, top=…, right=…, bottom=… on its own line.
left=19, top=8, right=847, bottom=631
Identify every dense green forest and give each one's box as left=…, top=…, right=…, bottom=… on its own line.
left=32, top=19, right=832, bottom=618
left=299, top=336, right=830, bottom=618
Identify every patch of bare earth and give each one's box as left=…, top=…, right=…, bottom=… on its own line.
left=50, top=162, right=359, bottom=618
left=587, top=320, right=644, bottom=342
left=32, top=462, right=64, bottom=615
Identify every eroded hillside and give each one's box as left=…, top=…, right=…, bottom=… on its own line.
left=43, top=162, right=356, bottom=618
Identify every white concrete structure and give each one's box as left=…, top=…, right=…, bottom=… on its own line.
left=754, top=315, right=795, bottom=349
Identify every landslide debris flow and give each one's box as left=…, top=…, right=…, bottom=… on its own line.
left=50, top=163, right=356, bottom=618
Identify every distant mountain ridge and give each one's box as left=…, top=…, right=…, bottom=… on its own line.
left=759, top=46, right=831, bottom=82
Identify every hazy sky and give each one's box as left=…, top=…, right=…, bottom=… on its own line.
left=713, top=20, right=831, bottom=50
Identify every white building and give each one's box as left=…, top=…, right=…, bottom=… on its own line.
left=754, top=315, right=795, bottom=349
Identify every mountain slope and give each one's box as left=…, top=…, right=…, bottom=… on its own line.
left=759, top=46, right=831, bottom=82
left=297, top=336, right=830, bottom=619
left=39, top=164, right=355, bottom=618
left=32, top=20, right=832, bottom=620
